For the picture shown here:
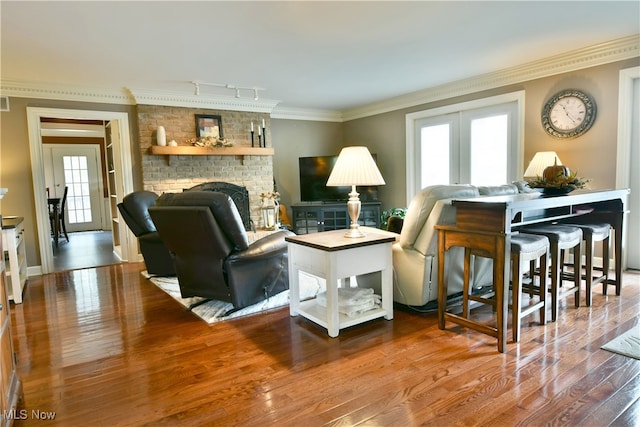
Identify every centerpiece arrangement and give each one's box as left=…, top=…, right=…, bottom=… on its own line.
left=187, top=135, right=233, bottom=148
left=526, top=158, right=590, bottom=194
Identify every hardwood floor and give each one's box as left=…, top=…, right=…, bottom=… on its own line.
left=10, top=263, right=640, bottom=426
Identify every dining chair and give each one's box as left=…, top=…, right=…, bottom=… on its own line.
left=50, top=186, right=69, bottom=244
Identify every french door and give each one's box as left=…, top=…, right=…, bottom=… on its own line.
left=406, top=91, right=525, bottom=202
left=416, top=102, right=517, bottom=187
left=50, top=145, right=104, bottom=232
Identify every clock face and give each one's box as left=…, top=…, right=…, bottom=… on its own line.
left=542, top=89, right=596, bottom=139
left=549, top=96, right=586, bottom=131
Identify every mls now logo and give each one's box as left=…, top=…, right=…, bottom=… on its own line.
left=2, top=409, right=56, bottom=420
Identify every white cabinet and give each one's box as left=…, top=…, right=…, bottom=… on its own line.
left=2, top=216, right=27, bottom=304
left=1, top=214, right=23, bottom=421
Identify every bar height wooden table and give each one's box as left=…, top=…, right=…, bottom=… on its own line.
left=436, top=188, right=629, bottom=353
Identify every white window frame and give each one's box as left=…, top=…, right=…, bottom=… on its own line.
left=405, top=91, right=525, bottom=205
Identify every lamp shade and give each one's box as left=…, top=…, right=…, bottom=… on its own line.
left=524, top=151, right=563, bottom=178
left=326, top=146, right=385, bottom=186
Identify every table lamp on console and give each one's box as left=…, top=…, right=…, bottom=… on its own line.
left=524, top=151, right=563, bottom=179
left=326, top=146, right=385, bottom=238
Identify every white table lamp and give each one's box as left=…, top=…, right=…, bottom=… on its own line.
left=326, top=146, right=385, bottom=237
left=524, top=151, right=563, bottom=179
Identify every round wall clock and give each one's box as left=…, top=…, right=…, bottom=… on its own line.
left=541, top=89, right=597, bottom=139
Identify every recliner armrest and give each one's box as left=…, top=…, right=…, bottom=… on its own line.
left=228, top=230, right=294, bottom=261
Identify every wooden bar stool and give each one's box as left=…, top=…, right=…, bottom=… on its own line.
left=516, top=224, right=582, bottom=322
left=510, top=233, right=549, bottom=343
left=456, top=233, right=549, bottom=344
left=560, top=222, right=611, bottom=306
left=436, top=225, right=509, bottom=353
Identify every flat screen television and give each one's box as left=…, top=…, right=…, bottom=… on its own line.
left=298, top=155, right=379, bottom=203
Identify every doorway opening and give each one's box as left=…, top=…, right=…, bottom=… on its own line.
left=44, top=142, right=120, bottom=271
left=27, top=108, right=136, bottom=274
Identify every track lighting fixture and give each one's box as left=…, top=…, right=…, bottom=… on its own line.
left=190, top=81, right=263, bottom=101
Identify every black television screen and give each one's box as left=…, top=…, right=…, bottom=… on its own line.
left=298, top=155, right=379, bottom=202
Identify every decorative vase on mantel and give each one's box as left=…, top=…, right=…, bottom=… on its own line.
left=156, top=126, right=167, bottom=146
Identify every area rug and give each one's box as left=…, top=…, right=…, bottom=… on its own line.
left=601, top=326, right=640, bottom=360
left=147, top=272, right=324, bottom=325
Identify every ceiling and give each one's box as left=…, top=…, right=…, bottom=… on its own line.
left=1, top=1, right=639, bottom=115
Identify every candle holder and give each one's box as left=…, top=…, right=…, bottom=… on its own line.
left=258, top=134, right=262, bottom=147
left=250, top=131, right=255, bottom=147
left=262, top=127, right=266, bottom=147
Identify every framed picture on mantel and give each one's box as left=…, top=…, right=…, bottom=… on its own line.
left=195, top=114, right=223, bottom=138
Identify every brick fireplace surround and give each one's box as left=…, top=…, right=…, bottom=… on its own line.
left=139, top=105, right=274, bottom=227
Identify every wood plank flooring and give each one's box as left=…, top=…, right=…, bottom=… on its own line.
left=10, top=263, right=640, bottom=426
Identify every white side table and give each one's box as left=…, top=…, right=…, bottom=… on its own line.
left=286, top=228, right=395, bottom=337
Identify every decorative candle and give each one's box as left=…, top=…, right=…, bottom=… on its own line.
left=251, top=122, right=254, bottom=132
left=262, top=119, right=266, bottom=128
left=258, top=126, right=262, bottom=135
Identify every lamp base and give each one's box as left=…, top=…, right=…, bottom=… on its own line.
left=344, top=186, right=365, bottom=238
left=344, top=224, right=365, bottom=238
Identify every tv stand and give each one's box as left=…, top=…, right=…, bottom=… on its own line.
left=291, top=202, right=381, bottom=234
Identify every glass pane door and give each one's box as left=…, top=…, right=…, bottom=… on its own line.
left=416, top=102, right=517, bottom=188
left=52, top=145, right=103, bottom=232
left=64, top=155, right=92, bottom=224
left=468, top=114, right=508, bottom=185
left=421, top=123, right=451, bottom=187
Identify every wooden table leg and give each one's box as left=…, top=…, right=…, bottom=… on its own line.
left=53, top=207, right=60, bottom=247
left=613, top=216, right=623, bottom=295
left=494, top=233, right=508, bottom=354
left=437, top=229, right=447, bottom=330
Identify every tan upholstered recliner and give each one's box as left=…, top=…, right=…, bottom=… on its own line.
left=392, top=184, right=523, bottom=306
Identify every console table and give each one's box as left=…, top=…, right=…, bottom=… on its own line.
left=436, top=188, right=629, bottom=353
left=286, top=228, right=395, bottom=337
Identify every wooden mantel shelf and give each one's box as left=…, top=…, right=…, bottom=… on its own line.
left=149, top=145, right=274, bottom=156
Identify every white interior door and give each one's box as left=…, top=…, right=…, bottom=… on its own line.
left=51, top=145, right=103, bottom=232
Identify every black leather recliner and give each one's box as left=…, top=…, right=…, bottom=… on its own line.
left=184, top=182, right=253, bottom=231
left=117, top=191, right=176, bottom=276
left=148, top=191, right=294, bottom=311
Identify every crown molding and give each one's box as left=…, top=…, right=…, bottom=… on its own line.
left=270, top=105, right=343, bottom=122
left=0, top=79, right=135, bottom=105
left=126, top=89, right=280, bottom=113
left=2, top=35, right=637, bottom=121
left=342, top=34, right=640, bottom=122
